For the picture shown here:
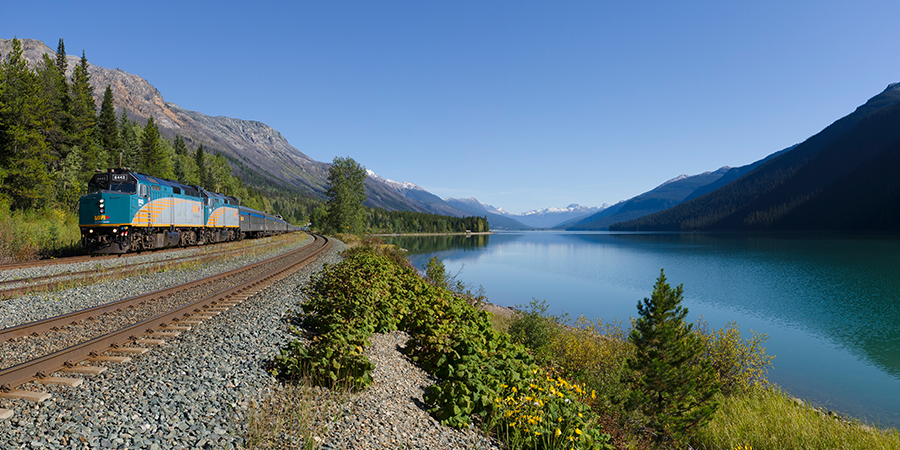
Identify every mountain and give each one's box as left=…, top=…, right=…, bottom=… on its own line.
left=0, top=38, right=476, bottom=216
left=443, top=198, right=532, bottom=230
left=508, top=204, right=607, bottom=228
left=611, top=83, right=900, bottom=232
left=681, top=146, right=795, bottom=203
left=567, top=167, right=731, bottom=230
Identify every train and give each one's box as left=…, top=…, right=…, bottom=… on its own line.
left=79, top=168, right=300, bottom=254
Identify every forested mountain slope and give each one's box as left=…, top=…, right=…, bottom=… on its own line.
left=611, top=83, right=900, bottom=232
left=566, top=167, right=729, bottom=230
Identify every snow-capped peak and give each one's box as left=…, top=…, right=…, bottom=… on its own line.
left=516, top=203, right=605, bottom=217
left=366, top=170, right=423, bottom=191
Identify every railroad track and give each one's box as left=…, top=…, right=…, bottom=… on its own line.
left=0, top=234, right=330, bottom=420
left=0, top=234, right=299, bottom=300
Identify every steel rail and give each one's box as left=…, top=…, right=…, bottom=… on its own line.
left=0, top=234, right=329, bottom=392
left=0, top=235, right=294, bottom=299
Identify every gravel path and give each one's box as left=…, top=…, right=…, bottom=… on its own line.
left=1, top=238, right=500, bottom=449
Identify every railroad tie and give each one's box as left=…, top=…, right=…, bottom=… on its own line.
left=88, top=355, right=132, bottom=364
left=146, top=331, right=181, bottom=338
left=108, top=347, right=149, bottom=355
left=61, top=365, right=107, bottom=376
left=177, top=320, right=203, bottom=325
left=0, top=390, right=52, bottom=403
left=36, top=376, right=83, bottom=388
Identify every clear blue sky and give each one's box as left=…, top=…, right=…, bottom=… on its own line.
left=4, top=1, right=899, bottom=213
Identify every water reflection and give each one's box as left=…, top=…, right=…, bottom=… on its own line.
left=384, top=233, right=492, bottom=255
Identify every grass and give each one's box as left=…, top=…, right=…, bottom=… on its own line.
left=0, top=203, right=82, bottom=262
left=240, top=377, right=350, bottom=450
left=694, top=387, right=900, bottom=450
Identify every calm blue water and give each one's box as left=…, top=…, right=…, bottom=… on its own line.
left=385, top=231, right=900, bottom=428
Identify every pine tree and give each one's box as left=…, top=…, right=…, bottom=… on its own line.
left=0, top=37, right=54, bottom=210
left=97, top=85, right=120, bottom=164
left=34, top=54, right=69, bottom=164
left=70, top=50, right=101, bottom=176
left=54, top=38, right=71, bottom=134
left=118, top=108, right=140, bottom=169
left=194, top=143, right=207, bottom=188
left=173, top=134, right=187, bottom=156
left=140, top=116, right=170, bottom=177
left=624, top=269, right=719, bottom=446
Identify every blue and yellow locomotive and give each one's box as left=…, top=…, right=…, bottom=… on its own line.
left=79, top=168, right=296, bottom=254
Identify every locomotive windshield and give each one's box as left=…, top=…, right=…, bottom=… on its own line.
left=88, top=171, right=137, bottom=194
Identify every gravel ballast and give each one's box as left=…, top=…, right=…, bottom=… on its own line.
left=0, top=237, right=500, bottom=449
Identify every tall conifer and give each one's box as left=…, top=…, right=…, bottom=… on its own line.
left=140, top=116, right=168, bottom=177
left=98, top=84, right=119, bottom=161
left=0, top=38, right=54, bottom=209
left=624, top=269, right=719, bottom=446
left=118, top=108, right=140, bottom=169
left=70, top=50, right=101, bottom=175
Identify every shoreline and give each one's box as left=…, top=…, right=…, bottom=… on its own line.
left=368, top=231, right=493, bottom=237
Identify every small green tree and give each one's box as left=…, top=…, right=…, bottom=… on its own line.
left=423, top=256, right=448, bottom=289
left=325, top=156, right=367, bottom=234
left=624, top=269, right=719, bottom=447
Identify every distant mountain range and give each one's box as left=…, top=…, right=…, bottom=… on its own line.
left=611, top=83, right=900, bottom=232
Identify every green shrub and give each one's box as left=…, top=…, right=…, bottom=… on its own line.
left=548, top=316, right=633, bottom=409
left=0, top=203, right=81, bottom=262
left=508, top=298, right=566, bottom=364
left=423, top=255, right=448, bottom=289
left=696, top=319, right=775, bottom=395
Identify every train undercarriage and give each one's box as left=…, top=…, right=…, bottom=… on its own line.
left=81, top=226, right=243, bottom=254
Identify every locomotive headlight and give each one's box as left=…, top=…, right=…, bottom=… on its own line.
left=112, top=228, right=118, bottom=234
left=99, top=199, right=105, bottom=205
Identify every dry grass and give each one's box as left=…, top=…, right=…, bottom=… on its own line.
left=240, top=379, right=350, bottom=450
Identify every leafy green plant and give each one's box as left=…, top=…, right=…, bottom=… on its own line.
left=489, top=368, right=612, bottom=450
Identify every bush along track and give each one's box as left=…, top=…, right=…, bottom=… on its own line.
left=273, top=244, right=612, bottom=450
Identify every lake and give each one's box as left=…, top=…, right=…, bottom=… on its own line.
left=384, top=231, right=900, bottom=428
